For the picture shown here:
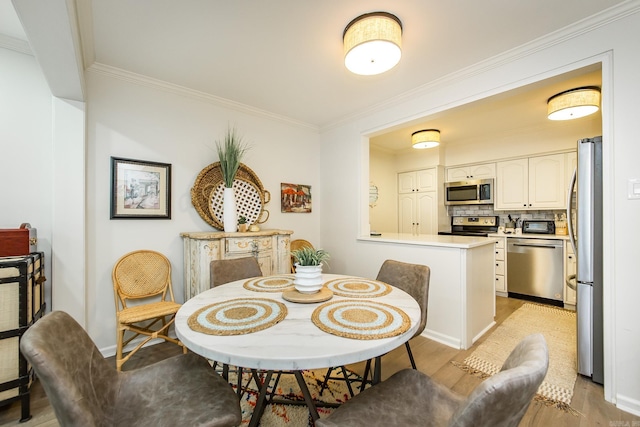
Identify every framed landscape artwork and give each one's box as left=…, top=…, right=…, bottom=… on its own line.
left=110, top=157, right=171, bottom=219
left=281, top=183, right=311, bottom=213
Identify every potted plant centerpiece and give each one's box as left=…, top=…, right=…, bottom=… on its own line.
left=291, top=246, right=330, bottom=294
left=237, top=215, right=249, bottom=232
left=216, top=127, right=249, bottom=232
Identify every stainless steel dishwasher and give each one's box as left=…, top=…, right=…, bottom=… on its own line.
left=507, top=238, right=564, bottom=303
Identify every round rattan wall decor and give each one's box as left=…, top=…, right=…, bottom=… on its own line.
left=191, top=162, right=271, bottom=230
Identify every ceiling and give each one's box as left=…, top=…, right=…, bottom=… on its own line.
left=3, top=0, right=617, bottom=146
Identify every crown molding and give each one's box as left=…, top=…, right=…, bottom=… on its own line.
left=322, top=0, right=640, bottom=132
left=86, top=63, right=319, bottom=132
left=0, top=33, right=31, bottom=55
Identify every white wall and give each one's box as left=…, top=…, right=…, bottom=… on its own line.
left=320, top=11, right=640, bottom=415
left=0, top=47, right=53, bottom=312
left=85, top=71, right=321, bottom=349
left=369, top=147, right=397, bottom=233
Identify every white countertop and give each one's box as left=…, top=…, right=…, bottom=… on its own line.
left=358, top=233, right=496, bottom=249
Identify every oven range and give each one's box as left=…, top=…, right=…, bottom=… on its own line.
left=438, top=216, right=499, bottom=237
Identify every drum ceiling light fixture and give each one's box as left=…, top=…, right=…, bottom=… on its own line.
left=412, top=129, right=440, bottom=149
left=547, top=86, right=601, bottom=120
left=343, top=12, right=402, bottom=76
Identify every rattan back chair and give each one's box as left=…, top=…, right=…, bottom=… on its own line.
left=290, top=239, right=314, bottom=272
left=112, top=249, right=185, bottom=371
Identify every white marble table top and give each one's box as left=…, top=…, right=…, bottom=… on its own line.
left=175, top=274, right=420, bottom=371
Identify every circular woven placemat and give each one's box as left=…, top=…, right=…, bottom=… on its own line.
left=188, top=298, right=287, bottom=335
left=190, top=162, right=270, bottom=229
left=311, top=299, right=410, bottom=340
left=324, top=277, right=392, bottom=298
left=244, top=275, right=295, bottom=292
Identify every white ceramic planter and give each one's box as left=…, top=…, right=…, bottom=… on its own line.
left=294, top=264, right=323, bottom=294
left=223, top=187, right=237, bottom=232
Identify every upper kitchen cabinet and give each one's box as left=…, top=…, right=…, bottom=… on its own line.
left=495, top=153, right=567, bottom=210
left=398, top=168, right=437, bottom=193
left=446, top=162, right=496, bottom=182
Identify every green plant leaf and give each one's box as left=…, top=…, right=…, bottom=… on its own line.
left=291, top=246, right=330, bottom=266
left=215, top=127, right=250, bottom=188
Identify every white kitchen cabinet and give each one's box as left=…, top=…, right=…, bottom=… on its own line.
left=398, top=167, right=445, bottom=235
left=398, top=191, right=437, bottom=235
left=446, top=162, right=496, bottom=182
left=564, top=241, right=577, bottom=308
left=495, top=153, right=566, bottom=210
left=494, top=237, right=507, bottom=296
left=398, top=168, right=437, bottom=193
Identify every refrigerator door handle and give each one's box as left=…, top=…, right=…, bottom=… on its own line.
left=567, top=167, right=577, bottom=254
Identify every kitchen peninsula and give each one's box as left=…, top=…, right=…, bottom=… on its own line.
left=358, top=233, right=496, bottom=350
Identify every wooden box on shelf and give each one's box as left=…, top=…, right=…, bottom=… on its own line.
left=0, top=252, right=46, bottom=422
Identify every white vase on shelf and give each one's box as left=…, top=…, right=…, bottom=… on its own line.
left=294, top=264, right=323, bottom=294
left=223, top=187, right=237, bottom=232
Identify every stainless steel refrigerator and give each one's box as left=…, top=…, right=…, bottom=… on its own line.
left=567, top=136, right=604, bottom=384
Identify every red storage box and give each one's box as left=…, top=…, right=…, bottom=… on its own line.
left=0, top=223, right=37, bottom=257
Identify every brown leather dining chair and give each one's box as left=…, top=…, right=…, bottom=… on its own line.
left=210, top=256, right=263, bottom=395
left=321, top=259, right=430, bottom=395
left=210, top=256, right=263, bottom=287
left=317, top=333, right=549, bottom=427
left=20, top=311, right=241, bottom=427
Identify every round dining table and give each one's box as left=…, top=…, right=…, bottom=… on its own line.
left=174, top=273, right=421, bottom=426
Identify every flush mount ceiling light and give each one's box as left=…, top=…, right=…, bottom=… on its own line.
left=547, top=86, right=601, bottom=120
left=412, top=129, right=440, bottom=149
left=343, top=12, right=402, bottom=76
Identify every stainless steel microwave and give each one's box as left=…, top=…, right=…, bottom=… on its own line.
left=445, top=179, right=494, bottom=205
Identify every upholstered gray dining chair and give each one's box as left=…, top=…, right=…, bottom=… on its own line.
left=210, top=256, right=263, bottom=395
left=20, top=311, right=241, bottom=427
left=321, top=259, right=430, bottom=395
left=210, top=256, right=263, bottom=287
left=316, top=333, right=549, bottom=427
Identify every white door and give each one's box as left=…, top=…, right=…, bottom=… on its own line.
left=416, top=192, right=437, bottom=235
left=398, top=193, right=416, bottom=234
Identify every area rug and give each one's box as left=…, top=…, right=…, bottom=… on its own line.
left=227, top=368, right=361, bottom=426
left=452, top=303, right=577, bottom=412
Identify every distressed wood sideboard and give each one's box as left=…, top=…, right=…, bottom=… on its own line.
left=180, top=229, right=293, bottom=301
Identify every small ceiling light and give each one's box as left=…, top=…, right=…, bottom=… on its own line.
left=412, top=129, right=440, bottom=149
left=343, top=12, right=402, bottom=76
left=547, top=86, right=601, bottom=120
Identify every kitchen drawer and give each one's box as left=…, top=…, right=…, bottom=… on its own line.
left=495, top=260, right=505, bottom=275
left=495, top=238, right=505, bottom=249
left=495, top=275, right=506, bottom=292
left=495, top=248, right=505, bottom=261
left=225, top=237, right=272, bottom=254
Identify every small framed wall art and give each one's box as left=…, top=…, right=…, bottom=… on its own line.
left=110, top=157, right=171, bottom=219
left=281, top=183, right=311, bottom=213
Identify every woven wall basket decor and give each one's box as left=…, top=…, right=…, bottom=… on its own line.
left=191, top=162, right=271, bottom=230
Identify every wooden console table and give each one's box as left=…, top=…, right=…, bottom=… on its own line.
left=180, top=229, right=293, bottom=301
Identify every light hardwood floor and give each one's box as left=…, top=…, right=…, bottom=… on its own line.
left=1, top=297, right=637, bottom=426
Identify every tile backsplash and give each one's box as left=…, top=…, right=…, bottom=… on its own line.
left=449, top=205, right=563, bottom=227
